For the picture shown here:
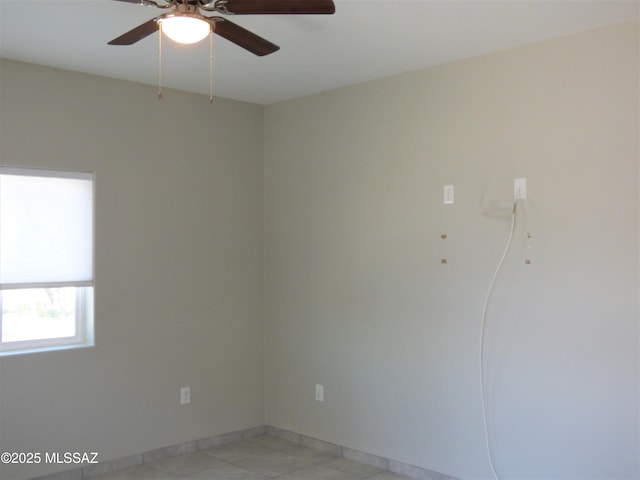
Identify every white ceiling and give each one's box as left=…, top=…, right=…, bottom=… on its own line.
left=1, top=0, right=638, bottom=105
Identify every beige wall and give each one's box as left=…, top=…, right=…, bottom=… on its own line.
left=0, top=60, right=265, bottom=479
left=264, top=21, right=639, bottom=479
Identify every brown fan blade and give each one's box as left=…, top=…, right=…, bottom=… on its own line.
left=211, top=18, right=279, bottom=56
left=108, top=17, right=160, bottom=45
left=215, top=0, right=335, bottom=15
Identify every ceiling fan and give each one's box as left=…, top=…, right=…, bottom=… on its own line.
left=108, top=0, right=336, bottom=55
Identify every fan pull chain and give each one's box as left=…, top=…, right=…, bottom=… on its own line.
left=157, top=23, right=163, bottom=99
left=209, top=29, right=214, bottom=103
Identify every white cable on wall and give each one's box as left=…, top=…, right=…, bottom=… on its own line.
left=479, top=200, right=518, bottom=480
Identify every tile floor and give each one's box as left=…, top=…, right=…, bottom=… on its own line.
left=91, top=435, right=411, bottom=480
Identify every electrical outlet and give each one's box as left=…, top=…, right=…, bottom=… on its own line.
left=180, top=386, right=191, bottom=405
left=315, top=384, right=324, bottom=402
left=514, top=178, right=527, bottom=199
left=443, top=185, right=454, bottom=205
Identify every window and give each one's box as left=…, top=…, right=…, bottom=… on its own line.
left=0, top=167, right=94, bottom=355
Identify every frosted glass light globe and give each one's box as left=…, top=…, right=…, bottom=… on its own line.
left=160, top=15, right=210, bottom=44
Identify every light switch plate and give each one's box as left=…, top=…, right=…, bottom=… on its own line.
left=514, top=178, right=527, bottom=199
left=180, top=386, right=191, bottom=405
left=315, top=384, right=324, bottom=402
left=443, top=185, right=454, bottom=204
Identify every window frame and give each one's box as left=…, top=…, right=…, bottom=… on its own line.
left=0, top=286, right=94, bottom=355
left=0, top=166, right=95, bottom=356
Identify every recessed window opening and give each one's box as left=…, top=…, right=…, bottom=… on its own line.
left=0, top=166, right=94, bottom=356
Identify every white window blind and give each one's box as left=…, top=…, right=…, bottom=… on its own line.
left=0, top=167, right=94, bottom=289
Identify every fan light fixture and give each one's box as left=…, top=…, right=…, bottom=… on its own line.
left=159, top=14, right=211, bottom=44
left=107, top=0, right=336, bottom=101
